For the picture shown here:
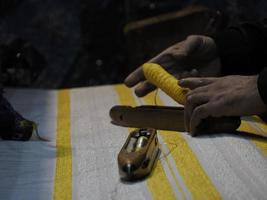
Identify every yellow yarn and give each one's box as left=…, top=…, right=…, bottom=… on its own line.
left=143, top=63, right=188, bottom=105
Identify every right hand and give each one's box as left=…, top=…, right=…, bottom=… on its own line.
left=124, top=35, right=222, bottom=97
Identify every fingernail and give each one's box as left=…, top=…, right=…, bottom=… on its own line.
left=124, top=76, right=132, bottom=86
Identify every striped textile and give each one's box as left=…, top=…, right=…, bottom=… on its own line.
left=0, top=84, right=266, bottom=200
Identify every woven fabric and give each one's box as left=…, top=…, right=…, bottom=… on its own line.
left=0, top=85, right=266, bottom=200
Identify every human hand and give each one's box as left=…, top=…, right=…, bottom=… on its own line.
left=179, top=75, right=267, bottom=135
left=124, top=35, right=221, bottom=97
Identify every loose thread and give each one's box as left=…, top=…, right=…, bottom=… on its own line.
left=159, top=142, right=178, bottom=160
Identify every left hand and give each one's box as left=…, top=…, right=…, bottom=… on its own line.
left=179, top=75, right=267, bottom=135
left=124, top=35, right=221, bottom=97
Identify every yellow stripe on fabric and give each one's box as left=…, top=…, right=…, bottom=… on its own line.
left=114, top=84, right=176, bottom=200
left=239, top=120, right=267, bottom=156
left=143, top=92, right=221, bottom=200
left=158, top=140, right=187, bottom=200
left=251, top=116, right=267, bottom=135
left=149, top=161, right=179, bottom=200
left=114, top=84, right=137, bottom=106
left=54, top=90, right=72, bottom=200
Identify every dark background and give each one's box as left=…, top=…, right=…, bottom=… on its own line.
left=0, top=0, right=267, bottom=89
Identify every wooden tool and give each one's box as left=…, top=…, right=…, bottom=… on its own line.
left=117, top=128, right=160, bottom=181
left=110, top=105, right=241, bottom=134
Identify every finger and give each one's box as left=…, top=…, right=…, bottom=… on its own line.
left=149, top=51, right=169, bottom=64
left=186, top=85, right=210, bottom=97
left=124, top=47, right=176, bottom=87
left=190, top=104, right=210, bottom=135
left=184, top=93, right=209, bottom=132
left=125, top=51, right=173, bottom=87
left=125, top=36, right=202, bottom=88
left=171, top=35, right=202, bottom=59
left=124, top=67, right=145, bottom=87
left=190, top=102, right=221, bottom=135
left=134, top=81, right=156, bottom=97
left=179, top=77, right=218, bottom=89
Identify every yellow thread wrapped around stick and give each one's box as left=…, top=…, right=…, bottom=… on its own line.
left=143, top=63, right=188, bottom=105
